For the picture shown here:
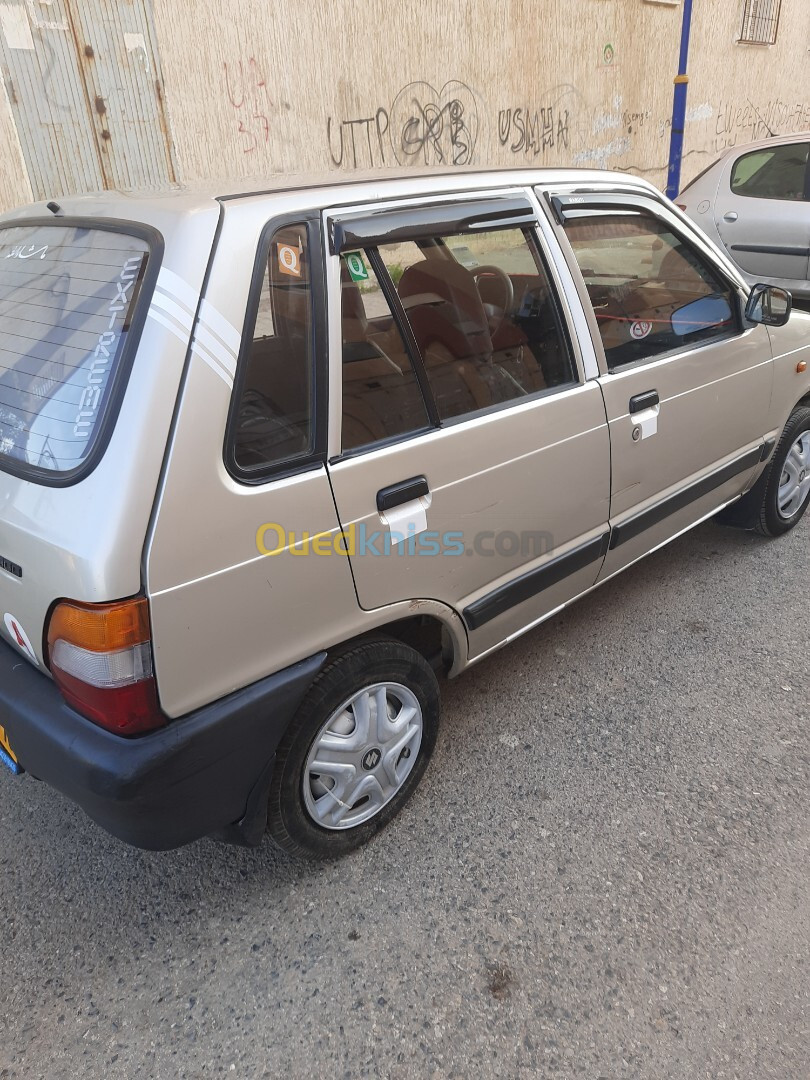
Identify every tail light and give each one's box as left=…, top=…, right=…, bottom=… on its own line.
left=46, top=597, right=166, bottom=736
left=675, top=203, right=687, bottom=211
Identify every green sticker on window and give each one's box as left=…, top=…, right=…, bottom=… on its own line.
left=343, top=251, right=369, bottom=282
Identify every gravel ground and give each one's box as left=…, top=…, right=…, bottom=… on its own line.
left=1, top=516, right=808, bottom=1079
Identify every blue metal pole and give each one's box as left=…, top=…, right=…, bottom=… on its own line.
left=666, top=0, right=694, bottom=200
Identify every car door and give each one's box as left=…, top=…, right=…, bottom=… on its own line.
left=547, top=190, right=774, bottom=578
left=715, top=141, right=810, bottom=287
left=324, top=192, right=612, bottom=659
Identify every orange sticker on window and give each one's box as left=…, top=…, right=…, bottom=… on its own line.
left=277, top=243, right=301, bottom=277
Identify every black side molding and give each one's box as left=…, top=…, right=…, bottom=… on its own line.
left=463, top=532, right=610, bottom=631
left=377, top=475, right=430, bottom=512
left=609, top=445, right=763, bottom=550
left=731, top=243, right=810, bottom=258
left=760, top=438, right=776, bottom=462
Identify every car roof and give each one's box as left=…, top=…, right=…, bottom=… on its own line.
left=718, top=130, right=810, bottom=160
left=0, top=165, right=662, bottom=223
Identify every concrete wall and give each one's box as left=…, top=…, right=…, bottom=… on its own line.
left=1, top=0, right=809, bottom=210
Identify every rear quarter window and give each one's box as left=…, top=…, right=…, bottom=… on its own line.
left=0, top=222, right=156, bottom=483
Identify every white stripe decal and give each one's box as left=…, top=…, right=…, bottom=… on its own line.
left=151, top=268, right=239, bottom=388
left=151, top=289, right=194, bottom=332
left=149, top=308, right=232, bottom=387
left=200, top=298, right=241, bottom=355
left=191, top=341, right=233, bottom=387
left=156, top=267, right=200, bottom=314
left=193, top=322, right=236, bottom=376
left=147, top=307, right=190, bottom=344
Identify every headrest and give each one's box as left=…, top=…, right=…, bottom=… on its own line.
left=398, top=257, right=492, bottom=361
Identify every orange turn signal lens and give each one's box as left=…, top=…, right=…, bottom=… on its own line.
left=47, top=597, right=151, bottom=655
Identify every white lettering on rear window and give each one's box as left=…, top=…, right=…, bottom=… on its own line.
left=73, top=255, right=142, bottom=440
left=5, top=243, right=48, bottom=260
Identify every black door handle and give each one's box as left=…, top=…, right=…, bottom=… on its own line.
left=629, top=390, right=659, bottom=414
left=377, top=475, right=429, bottom=512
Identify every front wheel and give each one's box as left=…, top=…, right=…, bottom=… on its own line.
left=755, top=405, right=810, bottom=536
left=267, top=638, right=440, bottom=858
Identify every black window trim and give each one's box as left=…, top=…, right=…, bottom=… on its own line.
left=329, top=196, right=538, bottom=255
left=365, top=246, right=440, bottom=430
left=0, top=216, right=163, bottom=488
left=224, top=211, right=328, bottom=485
left=555, top=197, right=745, bottom=374
left=729, top=141, right=810, bottom=203
left=331, top=216, right=579, bottom=461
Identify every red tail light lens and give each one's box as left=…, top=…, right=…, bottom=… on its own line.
left=46, top=597, right=166, bottom=736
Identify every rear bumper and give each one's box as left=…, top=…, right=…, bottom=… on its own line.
left=0, top=640, right=325, bottom=850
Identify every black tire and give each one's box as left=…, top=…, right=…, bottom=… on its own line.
left=267, top=637, right=440, bottom=858
left=754, top=405, right=810, bottom=537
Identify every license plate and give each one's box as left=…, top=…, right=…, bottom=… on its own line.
left=0, top=723, right=22, bottom=775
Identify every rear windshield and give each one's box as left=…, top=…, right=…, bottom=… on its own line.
left=0, top=223, right=151, bottom=480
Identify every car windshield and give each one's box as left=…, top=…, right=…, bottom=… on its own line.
left=0, top=223, right=151, bottom=479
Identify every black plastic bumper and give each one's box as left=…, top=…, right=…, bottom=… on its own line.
left=0, top=640, right=325, bottom=850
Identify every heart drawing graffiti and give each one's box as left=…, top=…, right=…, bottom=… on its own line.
left=388, top=81, right=479, bottom=166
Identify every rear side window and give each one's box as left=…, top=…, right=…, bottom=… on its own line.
left=730, top=143, right=810, bottom=202
left=229, top=222, right=316, bottom=476
left=340, top=253, right=430, bottom=452
left=386, top=227, right=574, bottom=421
left=0, top=224, right=151, bottom=480
left=337, top=225, right=575, bottom=448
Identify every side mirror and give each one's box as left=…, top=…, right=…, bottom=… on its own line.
left=745, top=283, right=792, bottom=327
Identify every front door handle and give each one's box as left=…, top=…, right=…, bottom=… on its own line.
left=723, top=211, right=738, bottom=223
left=377, top=475, right=429, bottom=512
left=629, top=390, right=659, bottom=414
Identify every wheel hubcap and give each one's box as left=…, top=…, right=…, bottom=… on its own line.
left=303, top=682, right=423, bottom=830
left=778, top=430, right=810, bottom=520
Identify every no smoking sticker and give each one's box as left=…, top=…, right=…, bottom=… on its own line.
left=277, top=243, right=302, bottom=277
left=4, top=613, right=38, bottom=665
left=343, top=251, right=369, bottom=282
left=630, top=320, right=653, bottom=340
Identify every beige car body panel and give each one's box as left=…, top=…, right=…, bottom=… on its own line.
left=0, top=167, right=808, bottom=720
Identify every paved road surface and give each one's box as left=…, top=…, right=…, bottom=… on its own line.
left=1, top=516, right=808, bottom=1079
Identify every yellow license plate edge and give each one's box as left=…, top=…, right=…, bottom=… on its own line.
left=0, top=722, right=17, bottom=763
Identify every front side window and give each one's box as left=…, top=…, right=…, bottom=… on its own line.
left=730, top=143, right=809, bottom=202
left=231, top=222, right=315, bottom=473
left=564, top=210, right=738, bottom=370
left=0, top=224, right=150, bottom=478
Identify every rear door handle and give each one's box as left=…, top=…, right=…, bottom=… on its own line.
left=629, top=390, right=659, bottom=414
left=723, top=211, right=738, bottom=223
left=377, top=475, right=429, bottom=512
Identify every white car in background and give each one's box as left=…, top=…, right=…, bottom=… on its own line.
left=678, top=133, right=810, bottom=301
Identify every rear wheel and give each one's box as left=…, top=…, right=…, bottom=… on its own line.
left=267, top=638, right=440, bottom=857
left=755, top=406, right=810, bottom=536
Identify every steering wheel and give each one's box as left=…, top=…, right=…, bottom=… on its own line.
left=472, top=265, right=514, bottom=337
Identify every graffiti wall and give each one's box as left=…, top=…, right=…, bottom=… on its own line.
left=0, top=0, right=808, bottom=209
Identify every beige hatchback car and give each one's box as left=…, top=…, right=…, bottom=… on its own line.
left=0, top=167, right=808, bottom=857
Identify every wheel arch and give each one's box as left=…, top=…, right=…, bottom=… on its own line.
left=325, top=603, right=469, bottom=678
